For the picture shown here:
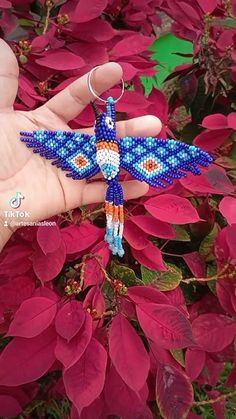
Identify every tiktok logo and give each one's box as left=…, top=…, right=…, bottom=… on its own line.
left=9, top=192, right=25, bottom=209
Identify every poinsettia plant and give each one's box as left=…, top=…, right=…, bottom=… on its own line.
left=0, top=0, right=236, bottom=418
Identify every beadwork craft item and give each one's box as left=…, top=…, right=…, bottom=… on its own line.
left=20, top=69, right=213, bottom=257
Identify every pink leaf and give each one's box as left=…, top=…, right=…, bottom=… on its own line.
left=145, top=194, right=200, bottom=224
left=63, top=338, right=107, bottom=413
left=104, top=366, right=153, bottom=419
left=32, top=241, right=66, bottom=282
left=7, top=297, right=57, bottom=338
left=0, top=275, right=35, bottom=307
left=0, top=327, right=56, bottom=386
left=192, top=313, right=236, bottom=352
left=124, top=219, right=149, bottom=249
left=156, top=362, right=193, bottom=419
left=131, top=215, right=175, bottom=239
left=111, top=34, right=153, bottom=58
left=61, top=222, right=103, bottom=254
left=185, top=349, right=206, bottom=380
left=83, top=242, right=110, bottom=288
left=0, top=395, right=22, bottom=417
left=69, top=0, right=108, bottom=23
left=0, top=0, right=12, bottom=8
left=132, top=241, right=166, bottom=271
left=37, top=225, right=61, bottom=254
left=36, top=49, right=85, bottom=70
left=193, top=129, right=231, bottom=151
left=55, top=301, right=85, bottom=341
left=202, top=113, right=228, bottom=130
left=227, top=112, right=236, bottom=130
left=136, top=303, right=193, bottom=349
left=183, top=252, right=206, bottom=278
left=197, top=0, right=218, bottom=13
left=219, top=196, right=236, bottom=225
left=55, top=313, right=92, bottom=369
left=109, top=313, right=150, bottom=391
left=226, top=224, right=236, bottom=259
left=206, top=167, right=234, bottom=194
left=128, top=285, right=170, bottom=305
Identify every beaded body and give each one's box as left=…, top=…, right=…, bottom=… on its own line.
left=20, top=96, right=213, bottom=257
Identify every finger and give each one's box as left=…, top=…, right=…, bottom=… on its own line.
left=35, top=63, right=122, bottom=123
left=81, top=180, right=149, bottom=206
left=0, top=40, right=19, bottom=110
left=80, top=115, right=162, bottom=138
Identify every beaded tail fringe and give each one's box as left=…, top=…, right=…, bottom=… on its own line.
left=104, top=179, right=124, bottom=257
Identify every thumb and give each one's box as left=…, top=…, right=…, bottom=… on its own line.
left=0, top=39, right=19, bottom=110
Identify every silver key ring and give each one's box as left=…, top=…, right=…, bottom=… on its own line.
left=87, top=65, right=125, bottom=104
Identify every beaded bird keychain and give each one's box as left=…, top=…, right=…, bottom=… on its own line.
left=20, top=67, right=213, bottom=257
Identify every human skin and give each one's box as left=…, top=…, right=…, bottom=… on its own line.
left=0, top=39, right=162, bottom=251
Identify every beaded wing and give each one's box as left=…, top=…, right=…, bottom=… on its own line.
left=20, top=97, right=213, bottom=257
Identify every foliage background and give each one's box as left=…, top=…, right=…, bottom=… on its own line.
left=0, top=0, right=236, bottom=418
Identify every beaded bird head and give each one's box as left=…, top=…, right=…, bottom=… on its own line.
left=92, top=97, right=117, bottom=141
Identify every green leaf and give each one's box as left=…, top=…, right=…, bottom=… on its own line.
left=170, top=349, right=185, bottom=367
left=18, top=18, right=36, bottom=27
left=207, top=265, right=217, bottom=296
left=109, top=260, right=140, bottom=287
left=141, top=32, right=193, bottom=94
left=213, top=17, right=236, bottom=28
left=172, top=225, right=191, bottom=242
left=141, top=263, right=182, bottom=291
left=199, top=224, right=219, bottom=262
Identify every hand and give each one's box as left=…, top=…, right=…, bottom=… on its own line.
left=0, top=40, right=162, bottom=249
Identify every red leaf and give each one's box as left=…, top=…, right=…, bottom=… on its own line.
left=185, top=348, right=206, bottom=381
left=136, top=303, right=193, bottom=349
left=0, top=0, right=12, bottom=8
left=63, top=337, right=107, bottom=413
left=109, top=313, right=150, bottom=391
left=193, top=129, right=231, bottom=151
left=71, top=18, right=116, bottom=42
left=202, top=113, right=228, bottom=130
left=132, top=242, right=166, bottom=271
left=206, top=167, right=234, bottom=194
left=55, top=313, right=92, bottom=369
left=7, top=297, right=57, bottom=338
left=36, top=49, right=85, bottom=70
left=227, top=112, right=236, bottom=130
left=131, top=215, right=175, bottom=239
left=55, top=301, right=85, bottom=341
left=156, top=362, right=193, bottom=419
left=61, top=222, right=103, bottom=254
left=128, top=285, right=170, bottom=305
left=83, top=242, right=110, bottom=288
left=124, top=219, right=149, bottom=249
left=0, top=395, right=22, bottom=417
left=104, top=366, right=152, bottom=419
left=65, top=0, right=108, bottom=23
left=0, top=275, right=35, bottom=307
left=37, top=225, right=61, bottom=254
left=0, top=244, right=32, bottom=277
left=183, top=252, right=206, bottom=278
left=197, top=0, right=218, bottom=13
left=0, top=327, right=56, bottom=386
left=219, top=196, right=236, bottom=225
left=111, top=34, right=153, bottom=58
left=145, top=194, right=200, bottom=224
left=83, top=287, right=105, bottom=319
left=32, top=241, right=66, bottom=282
left=226, top=224, right=236, bottom=259
left=192, top=313, right=236, bottom=352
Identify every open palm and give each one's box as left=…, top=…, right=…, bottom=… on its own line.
left=0, top=40, right=162, bottom=245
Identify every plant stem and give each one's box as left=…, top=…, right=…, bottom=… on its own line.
left=193, top=389, right=236, bottom=406
left=42, top=1, right=53, bottom=34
